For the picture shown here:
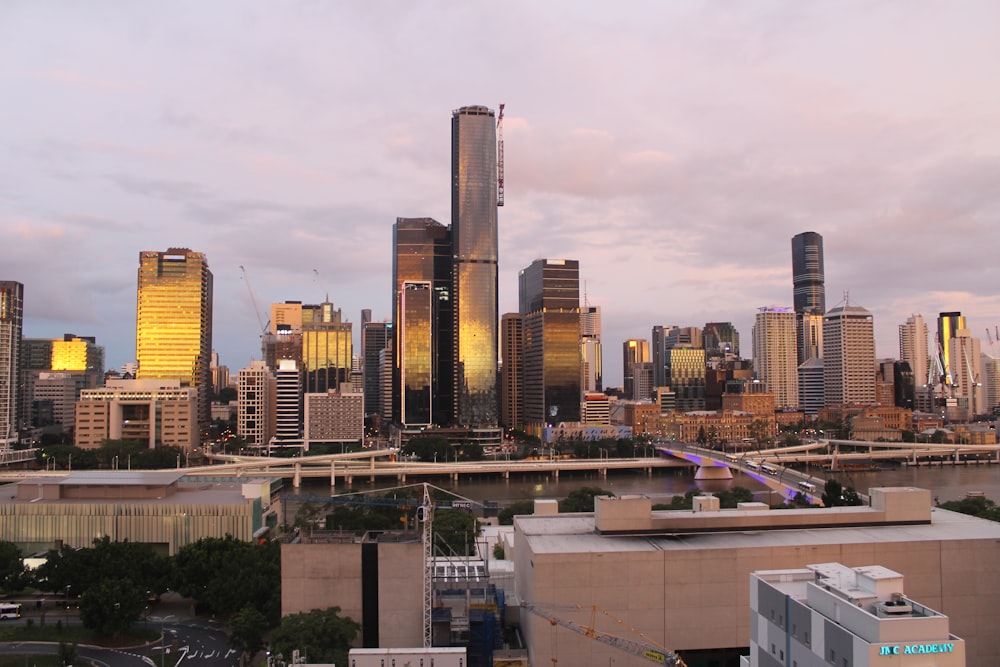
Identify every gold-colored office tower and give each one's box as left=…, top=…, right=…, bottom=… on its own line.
left=135, top=249, right=213, bottom=426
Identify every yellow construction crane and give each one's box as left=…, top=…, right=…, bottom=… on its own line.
left=521, top=602, right=687, bottom=666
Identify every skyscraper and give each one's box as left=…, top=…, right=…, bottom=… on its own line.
left=791, top=232, right=826, bottom=364
left=937, top=311, right=966, bottom=388
left=392, top=217, right=453, bottom=425
left=519, top=259, right=581, bottom=427
left=752, top=306, right=799, bottom=410
left=899, top=314, right=930, bottom=389
left=823, top=301, right=876, bottom=407
left=622, top=339, right=650, bottom=400
left=651, top=325, right=676, bottom=389
left=452, top=105, right=499, bottom=426
left=301, top=301, right=352, bottom=394
left=500, top=313, right=523, bottom=429
left=361, top=318, right=390, bottom=417
left=237, top=360, right=276, bottom=449
left=580, top=306, right=603, bottom=393
left=399, top=281, right=434, bottom=426
left=0, top=281, right=23, bottom=447
left=135, top=249, right=213, bottom=426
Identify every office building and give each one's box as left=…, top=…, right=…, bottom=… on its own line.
left=514, top=488, right=998, bottom=667
left=753, top=307, right=799, bottom=410
left=791, top=232, right=826, bottom=364
left=745, top=563, right=965, bottom=667
left=982, top=354, right=1000, bottom=415
left=623, top=339, right=650, bottom=400
left=665, top=348, right=706, bottom=411
left=135, top=249, right=213, bottom=426
left=399, top=281, right=434, bottom=426
left=30, top=373, right=79, bottom=432
left=237, top=360, right=276, bottom=449
left=947, top=328, right=983, bottom=419
left=519, top=259, right=582, bottom=427
left=823, top=301, right=876, bottom=407
left=275, top=359, right=302, bottom=443
left=798, top=357, right=825, bottom=416
left=704, top=321, right=740, bottom=358
left=651, top=325, right=676, bottom=389
left=361, top=319, right=390, bottom=417
left=798, top=312, right=824, bottom=363
left=0, top=282, right=24, bottom=447
left=301, top=301, right=353, bottom=394
left=580, top=306, right=602, bottom=393
left=393, top=217, right=453, bottom=426
left=74, top=379, right=198, bottom=450
left=665, top=326, right=703, bottom=350
left=937, top=312, right=965, bottom=388
left=452, top=105, right=499, bottom=427
left=303, top=390, right=364, bottom=449
left=21, top=334, right=104, bottom=432
left=899, top=314, right=930, bottom=389
left=500, top=313, right=523, bottom=429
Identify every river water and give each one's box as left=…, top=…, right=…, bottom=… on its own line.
left=285, top=461, right=1000, bottom=507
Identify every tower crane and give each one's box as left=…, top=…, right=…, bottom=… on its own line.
left=521, top=601, right=687, bottom=666
left=496, top=103, right=505, bottom=207
left=239, top=265, right=269, bottom=337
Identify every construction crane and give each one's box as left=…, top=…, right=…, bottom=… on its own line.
left=239, top=265, right=269, bottom=336
left=521, top=601, right=687, bottom=666
left=496, top=103, right=505, bottom=207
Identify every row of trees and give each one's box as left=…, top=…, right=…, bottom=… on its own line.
left=36, top=440, right=189, bottom=471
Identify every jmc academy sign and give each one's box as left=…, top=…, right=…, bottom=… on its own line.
left=879, top=643, right=956, bottom=656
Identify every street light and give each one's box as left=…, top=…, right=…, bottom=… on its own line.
left=64, top=585, right=70, bottom=623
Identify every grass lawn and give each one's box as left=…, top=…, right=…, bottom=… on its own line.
left=0, top=624, right=159, bottom=648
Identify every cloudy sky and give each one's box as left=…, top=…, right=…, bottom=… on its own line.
left=3, top=1, right=1000, bottom=385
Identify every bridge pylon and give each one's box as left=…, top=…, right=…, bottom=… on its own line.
left=694, top=465, right=734, bottom=480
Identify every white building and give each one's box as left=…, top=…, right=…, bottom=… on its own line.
left=74, top=379, right=198, bottom=450
left=275, top=359, right=302, bottom=443
left=823, top=302, right=876, bottom=407
left=237, top=360, right=275, bottom=448
left=899, top=315, right=930, bottom=388
left=753, top=306, right=800, bottom=410
left=744, top=562, right=964, bottom=666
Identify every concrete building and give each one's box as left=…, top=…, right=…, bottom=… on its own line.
left=30, top=373, right=79, bottom=433
left=74, top=379, right=198, bottom=450
left=275, top=359, right=302, bottom=444
left=946, top=328, right=983, bottom=419
left=704, top=321, right=740, bottom=359
left=581, top=306, right=603, bottom=394
left=21, top=334, right=105, bottom=433
left=512, top=488, right=1000, bottom=667
left=651, top=325, right=676, bottom=389
left=798, top=357, right=825, bottom=416
left=623, top=339, right=650, bottom=400
left=237, top=360, right=276, bottom=449
left=824, top=302, right=876, bottom=407
left=666, top=348, right=706, bottom=411
left=745, top=563, right=964, bottom=667
left=581, top=392, right=611, bottom=425
left=899, top=315, right=930, bottom=390
left=0, top=471, right=275, bottom=555
left=452, top=105, right=499, bottom=428
left=981, top=354, right=1000, bottom=415
left=753, top=306, right=800, bottom=410
left=303, top=390, right=364, bottom=449
left=361, top=318, right=390, bottom=417
left=135, top=249, right=213, bottom=426
left=0, top=281, right=23, bottom=447
left=500, top=313, right=523, bottom=429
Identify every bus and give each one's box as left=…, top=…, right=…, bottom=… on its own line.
left=0, top=603, right=22, bottom=620
left=744, top=460, right=760, bottom=471
left=798, top=481, right=816, bottom=493
left=761, top=464, right=779, bottom=476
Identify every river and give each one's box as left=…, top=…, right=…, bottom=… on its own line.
left=284, top=460, right=1000, bottom=508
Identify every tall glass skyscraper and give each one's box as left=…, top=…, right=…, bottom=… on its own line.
left=400, top=281, right=434, bottom=426
left=392, top=217, right=453, bottom=425
left=937, top=311, right=965, bottom=387
left=135, top=249, right=213, bottom=426
left=792, top=231, right=826, bottom=364
left=452, top=105, right=499, bottom=426
left=0, top=281, right=23, bottom=447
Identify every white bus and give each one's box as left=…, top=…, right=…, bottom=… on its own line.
left=798, top=481, right=816, bottom=493
left=761, top=464, right=779, bottom=476
left=0, top=603, right=22, bottom=620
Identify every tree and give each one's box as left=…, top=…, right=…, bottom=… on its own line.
left=821, top=479, right=844, bottom=507
left=559, top=487, right=614, bottom=513
left=79, top=577, right=146, bottom=637
left=58, top=641, right=78, bottom=667
left=696, top=426, right=707, bottom=446
left=0, top=541, right=26, bottom=593
left=778, top=433, right=802, bottom=448
left=34, top=537, right=170, bottom=599
left=269, top=608, right=360, bottom=667
left=433, top=509, right=478, bottom=556
left=748, top=420, right=770, bottom=449
left=230, top=605, right=269, bottom=660
left=402, top=436, right=452, bottom=462
left=498, top=500, right=535, bottom=525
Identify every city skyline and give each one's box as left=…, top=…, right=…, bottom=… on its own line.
left=3, top=3, right=1000, bottom=385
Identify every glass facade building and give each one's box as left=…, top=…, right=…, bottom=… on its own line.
left=0, top=281, right=23, bottom=446
left=392, top=217, right=453, bottom=425
left=301, top=301, right=352, bottom=394
left=452, top=105, right=499, bottom=426
left=135, top=249, right=213, bottom=426
left=937, top=311, right=965, bottom=387
left=519, top=259, right=581, bottom=426
left=792, top=231, right=826, bottom=365
left=400, top=281, right=434, bottom=426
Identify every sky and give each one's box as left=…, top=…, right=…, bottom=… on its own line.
left=2, top=1, right=1000, bottom=386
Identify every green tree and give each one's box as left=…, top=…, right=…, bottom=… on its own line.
left=821, top=479, right=844, bottom=507
left=696, top=426, right=707, bottom=446
left=778, top=432, right=802, bottom=448
left=458, top=443, right=484, bottom=461
left=716, top=486, right=755, bottom=508
left=559, top=487, right=614, bottom=513
left=498, top=500, right=535, bottom=525
left=35, top=537, right=169, bottom=598
left=0, top=541, right=26, bottom=593
left=269, top=608, right=360, bottom=667
left=230, top=605, right=269, bottom=661
left=841, top=486, right=864, bottom=506
left=57, top=641, right=78, bottom=667
left=748, top=420, right=771, bottom=449
left=402, top=436, right=452, bottom=462
left=79, top=577, right=146, bottom=637
left=433, top=509, right=478, bottom=556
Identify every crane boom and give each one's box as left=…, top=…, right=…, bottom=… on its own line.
left=239, top=265, right=268, bottom=335
left=522, top=602, right=686, bottom=666
left=496, top=103, right=505, bottom=207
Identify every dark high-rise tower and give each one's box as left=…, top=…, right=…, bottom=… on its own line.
left=452, top=105, right=499, bottom=426
left=792, top=232, right=826, bottom=364
left=392, top=217, right=453, bottom=425
left=0, top=281, right=23, bottom=447
left=519, top=259, right=581, bottom=426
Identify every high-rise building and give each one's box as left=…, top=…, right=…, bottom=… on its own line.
left=0, top=282, right=22, bottom=447
left=622, top=339, right=650, bottom=400
left=135, top=249, right=213, bottom=426
left=899, top=315, right=930, bottom=389
left=392, top=217, right=453, bottom=425
left=500, top=313, right=523, bottom=429
left=948, top=328, right=983, bottom=419
left=580, top=306, right=603, bottom=393
left=823, top=301, right=876, bottom=407
left=651, top=325, right=676, bottom=389
left=361, top=319, right=390, bottom=417
left=275, top=359, right=302, bottom=443
left=302, top=301, right=353, bottom=394
left=937, top=312, right=966, bottom=388
left=752, top=307, right=799, bottom=410
left=519, top=259, right=582, bottom=427
left=791, top=231, right=826, bottom=364
left=798, top=357, right=825, bottom=416
left=21, top=334, right=104, bottom=432
left=703, top=322, right=740, bottom=358
left=665, top=349, right=706, bottom=411
left=981, top=354, right=1000, bottom=415
left=399, top=281, right=434, bottom=426
left=452, top=105, right=499, bottom=427
left=237, top=360, right=276, bottom=449
left=75, top=379, right=198, bottom=450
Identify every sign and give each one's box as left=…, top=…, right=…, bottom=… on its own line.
left=879, top=643, right=955, bottom=656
